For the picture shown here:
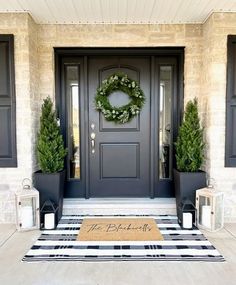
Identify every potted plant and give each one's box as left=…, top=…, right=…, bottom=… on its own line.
left=34, top=97, right=67, bottom=224
left=174, top=98, right=206, bottom=210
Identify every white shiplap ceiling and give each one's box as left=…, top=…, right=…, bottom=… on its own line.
left=0, top=0, right=236, bottom=24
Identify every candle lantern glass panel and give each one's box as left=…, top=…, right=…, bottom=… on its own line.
left=21, top=198, right=35, bottom=228
left=196, top=187, right=224, bottom=232
left=198, top=196, right=211, bottom=226
left=215, top=194, right=224, bottom=230
left=15, top=181, right=40, bottom=231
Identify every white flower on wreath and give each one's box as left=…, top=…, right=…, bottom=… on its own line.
left=130, top=105, right=140, bottom=115
left=118, top=110, right=129, bottom=123
left=96, top=101, right=103, bottom=109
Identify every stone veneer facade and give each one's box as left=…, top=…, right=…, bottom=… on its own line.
left=0, top=12, right=235, bottom=223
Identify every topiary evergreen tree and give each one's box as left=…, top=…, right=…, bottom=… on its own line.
left=37, top=97, right=67, bottom=173
left=175, top=98, right=204, bottom=172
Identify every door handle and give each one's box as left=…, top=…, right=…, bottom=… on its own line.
left=90, top=132, right=96, bottom=154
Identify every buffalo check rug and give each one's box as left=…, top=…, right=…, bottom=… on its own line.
left=22, top=215, right=225, bottom=262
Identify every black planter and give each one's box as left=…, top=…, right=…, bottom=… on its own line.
left=174, top=169, right=206, bottom=224
left=33, top=170, right=65, bottom=225
left=173, top=169, right=206, bottom=206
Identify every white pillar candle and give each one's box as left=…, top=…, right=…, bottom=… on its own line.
left=44, top=213, right=55, bottom=229
left=182, top=212, right=192, bottom=229
left=21, top=206, right=33, bottom=228
left=202, top=205, right=211, bottom=228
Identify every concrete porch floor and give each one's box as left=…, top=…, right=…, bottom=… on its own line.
left=0, top=223, right=236, bottom=285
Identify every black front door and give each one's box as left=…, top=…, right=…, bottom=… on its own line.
left=88, top=56, right=150, bottom=197
left=56, top=48, right=183, bottom=199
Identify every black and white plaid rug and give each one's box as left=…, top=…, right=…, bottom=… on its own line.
left=23, top=215, right=225, bottom=262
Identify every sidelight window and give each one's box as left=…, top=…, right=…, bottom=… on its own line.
left=65, top=65, right=81, bottom=179
left=159, top=66, right=173, bottom=179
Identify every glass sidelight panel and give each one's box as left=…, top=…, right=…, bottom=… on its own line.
left=66, top=66, right=80, bottom=179
left=159, top=66, right=172, bottom=179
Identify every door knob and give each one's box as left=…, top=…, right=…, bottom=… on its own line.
left=90, top=132, right=96, bottom=139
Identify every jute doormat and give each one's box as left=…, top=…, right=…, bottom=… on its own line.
left=77, top=218, right=164, bottom=241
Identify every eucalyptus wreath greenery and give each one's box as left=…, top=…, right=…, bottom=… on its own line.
left=95, top=73, right=145, bottom=124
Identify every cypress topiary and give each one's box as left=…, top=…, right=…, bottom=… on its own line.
left=37, top=97, right=67, bottom=173
left=175, top=98, right=204, bottom=172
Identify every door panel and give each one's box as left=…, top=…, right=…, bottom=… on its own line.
left=100, top=143, right=139, bottom=178
left=88, top=56, right=150, bottom=197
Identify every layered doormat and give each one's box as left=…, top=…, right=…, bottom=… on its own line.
left=22, top=215, right=225, bottom=262
left=77, top=218, right=164, bottom=241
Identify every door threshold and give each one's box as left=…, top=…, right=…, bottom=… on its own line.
left=63, top=198, right=176, bottom=216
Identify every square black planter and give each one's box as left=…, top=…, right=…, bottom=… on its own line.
left=174, top=169, right=206, bottom=225
left=33, top=170, right=65, bottom=224
left=173, top=169, right=206, bottom=207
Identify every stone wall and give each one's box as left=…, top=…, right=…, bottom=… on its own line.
left=37, top=23, right=203, bottom=103
left=202, top=13, right=236, bottom=222
left=0, top=13, right=38, bottom=222
left=0, top=12, right=235, bottom=222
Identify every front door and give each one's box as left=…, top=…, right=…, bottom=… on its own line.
left=56, top=48, right=183, bottom=199
left=88, top=56, right=150, bottom=197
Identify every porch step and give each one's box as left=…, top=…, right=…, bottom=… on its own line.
left=63, top=198, right=177, bottom=216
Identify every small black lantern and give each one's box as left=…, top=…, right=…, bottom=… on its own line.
left=40, top=200, right=58, bottom=230
left=177, top=199, right=197, bottom=229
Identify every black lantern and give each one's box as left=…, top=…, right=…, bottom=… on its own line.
left=177, top=199, right=197, bottom=229
left=40, top=200, right=58, bottom=230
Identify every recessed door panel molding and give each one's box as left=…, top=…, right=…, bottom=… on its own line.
left=98, top=64, right=141, bottom=132
left=100, top=143, right=140, bottom=179
left=99, top=64, right=140, bottom=83
left=99, top=114, right=140, bottom=132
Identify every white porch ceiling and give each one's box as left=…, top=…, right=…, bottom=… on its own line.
left=0, top=0, right=236, bottom=24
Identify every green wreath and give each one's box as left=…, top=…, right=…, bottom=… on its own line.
left=95, top=73, right=145, bottom=124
